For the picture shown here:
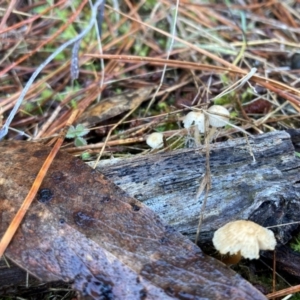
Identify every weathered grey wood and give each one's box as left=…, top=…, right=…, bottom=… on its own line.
left=1, top=130, right=300, bottom=291
left=95, top=130, right=300, bottom=242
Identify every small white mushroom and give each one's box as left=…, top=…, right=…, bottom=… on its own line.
left=183, top=111, right=205, bottom=133
left=146, top=132, right=164, bottom=149
left=208, top=105, right=230, bottom=128
left=205, top=105, right=230, bottom=142
left=213, top=220, right=276, bottom=260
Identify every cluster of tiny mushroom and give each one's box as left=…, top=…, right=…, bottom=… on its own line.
left=183, top=105, right=230, bottom=133
left=146, top=109, right=277, bottom=263
left=146, top=105, right=230, bottom=149
left=213, top=220, right=277, bottom=262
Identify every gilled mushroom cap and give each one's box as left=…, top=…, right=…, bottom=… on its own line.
left=146, top=132, right=164, bottom=149
left=183, top=111, right=205, bottom=133
left=212, top=220, right=276, bottom=260
left=208, top=105, right=230, bottom=128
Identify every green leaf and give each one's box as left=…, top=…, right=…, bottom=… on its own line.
left=75, top=124, right=89, bottom=137
left=66, top=124, right=89, bottom=139
left=74, top=137, right=87, bottom=147
left=66, top=125, right=77, bottom=138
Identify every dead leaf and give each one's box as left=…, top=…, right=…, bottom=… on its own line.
left=0, top=141, right=267, bottom=299
left=79, top=87, right=154, bottom=126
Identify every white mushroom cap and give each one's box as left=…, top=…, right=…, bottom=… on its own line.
left=208, top=105, right=230, bottom=128
left=146, top=132, right=164, bottom=149
left=212, top=220, right=276, bottom=260
left=183, top=111, right=205, bottom=133
left=183, top=111, right=198, bottom=128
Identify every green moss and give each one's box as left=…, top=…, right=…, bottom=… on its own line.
left=81, top=152, right=91, bottom=160
left=155, top=122, right=178, bottom=132
left=133, top=44, right=149, bottom=57
left=290, top=233, right=300, bottom=252
left=23, top=102, right=35, bottom=114
left=70, top=99, right=78, bottom=109
left=214, top=95, right=233, bottom=105
left=142, top=0, right=157, bottom=11
left=241, top=87, right=255, bottom=103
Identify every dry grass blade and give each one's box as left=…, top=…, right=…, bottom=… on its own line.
left=0, top=0, right=70, bottom=78
left=85, top=53, right=300, bottom=105
left=0, top=0, right=102, bottom=140
left=0, top=0, right=17, bottom=29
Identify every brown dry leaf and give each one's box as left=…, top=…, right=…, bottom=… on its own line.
left=0, top=141, right=266, bottom=300
left=79, top=87, right=154, bottom=126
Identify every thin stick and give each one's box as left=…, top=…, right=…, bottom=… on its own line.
left=92, top=105, right=141, bottom=168
left=272, top=250, right=276, bottom=300
left=144, top=0, right=179, bottom=115
left=0, top=110, right=78, bottom=258
left=33, top=106, right=62, bottom=140
left=195, top=114, right=211, bottom=243
left=89, top=0, right=105, bottom=103
left=0, top=0, right=17, bottom=30
left=266, top=284, right=300, bottom=299
left=86, top=53, right=300, bottom=106
left=211, top=68, right=257, bottom=101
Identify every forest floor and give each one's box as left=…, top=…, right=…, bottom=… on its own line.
left=1, top=0, right=300, bottom=299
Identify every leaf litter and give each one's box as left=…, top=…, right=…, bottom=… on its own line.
left=1, top=0, right=300, bottom=299
left=0, top=141, right=266, bottom=299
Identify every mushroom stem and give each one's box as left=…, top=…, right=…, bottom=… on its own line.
left=206, top=127, right=217, bottom=142
left=194, top=126, right=202, bottom=146
left=220, top=252, right=242, bottom=265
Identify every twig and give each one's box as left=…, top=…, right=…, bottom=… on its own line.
left=92, top=104, right=143, bottom=168
left=144, top=0, right=179, bottom=114
left=211, top=68, right=257, bottom=101
left=195, top=114, right=211, bottom=243
left=33, top=106, right=62, bottom=140
left=89, top=0, right=105, bottom=103
left=266, top=284, right=300, bottom=299
left=0, top=0, right=18, bottom=30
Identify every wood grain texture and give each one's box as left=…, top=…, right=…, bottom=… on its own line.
left=1, top=130, right=300, bottom=294
left=0, top=139, right=267, bottom=299
left=97, top=130, right=300, bottom=242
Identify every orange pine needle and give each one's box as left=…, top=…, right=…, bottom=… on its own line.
left=266, top=284, right=300, bottom=299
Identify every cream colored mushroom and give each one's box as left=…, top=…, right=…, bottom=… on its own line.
left=183, top=111, right=206, bottom=146
left=208, top=105, right=230, bottom=128
left=212, top=220, right=276, bottom=260
left=146, top=132, right=164, bottom=149
left=183, top=111, right=205, bottom=133
left=206, top=105, right=230, bottom=141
